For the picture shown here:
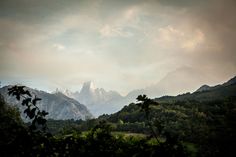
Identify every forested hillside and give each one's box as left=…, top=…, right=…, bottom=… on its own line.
left=1, top=78, right=236, bottom=156
left=48, top=77, right=236, bottom=156
left=0, top=87, right=188, bottom=157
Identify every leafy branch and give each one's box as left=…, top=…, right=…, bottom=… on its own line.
left=8, top=85, right=48, bottom=132
left=136, top=94, right=160, bottom=144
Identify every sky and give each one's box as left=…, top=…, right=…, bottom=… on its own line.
left=0, top=0, right=236, bottom=95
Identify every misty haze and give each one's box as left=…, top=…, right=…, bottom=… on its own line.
left=0, top=0, right=236, bottom=156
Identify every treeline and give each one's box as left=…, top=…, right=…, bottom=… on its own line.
left=1, top=85, right=236, bottom=156
left=47, top=96, right=236, bottom=157
left=0, top=87, right=188, bottom=157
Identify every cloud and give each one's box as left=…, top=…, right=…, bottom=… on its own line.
left=158, top=25, right=184, bottom=42
left=182, top=0, right=236, bottom=76
left=53, top=44, right=66, bottom=51
left=154, top=25, right=205, bottom=52
left=98, top=6, right=142, bottom=38
left=0, top=0, right=235, bottom=95
left=99, top=24, right=133, bottom=37
left=181, top=29, right=205, bottom=51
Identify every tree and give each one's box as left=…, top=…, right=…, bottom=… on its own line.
left=136, top=95, right=188, bottom=157
left=8, top=85, right=49, bottom=132
left=136, top=94, right=160, bottom=143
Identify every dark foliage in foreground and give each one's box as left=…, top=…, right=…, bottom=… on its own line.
left=1, top=85, right=236, bottom=157
left=8, top=85, right=48, bottom=132
left=0, top=86, right=188, bottom=157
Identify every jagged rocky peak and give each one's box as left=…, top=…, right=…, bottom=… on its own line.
left=0, top=85, right=93, bottom=120
left=62, top=89, right=74, bottom=98
left=69, top=81, right=125, bottom=117
left=80, top=81, right=96, bottom=93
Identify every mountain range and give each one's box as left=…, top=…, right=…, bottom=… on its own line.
left=0, top=86, right=93, bottom=121
left=99, top=75, right=236, bottom=125
left=62, top=68, right=234, bottom=117
left=156, top=75, right=236, bottom=103
left=63, top=81, right=126, bottom=117
left=1, top=73, right=235, bottom=119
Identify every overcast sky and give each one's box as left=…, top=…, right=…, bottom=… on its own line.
left=0, top=0, right=236, bottom=95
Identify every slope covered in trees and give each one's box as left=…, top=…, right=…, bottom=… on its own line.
left=1, top=76, right=236, bottom=156
left=0, top=86, right=188, bottom=157
left=53, top=77, right=236, bottom=157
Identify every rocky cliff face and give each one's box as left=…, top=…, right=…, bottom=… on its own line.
left=0, top=85, right=93, bottom=120
left=71, top=81, right=124, bottom=117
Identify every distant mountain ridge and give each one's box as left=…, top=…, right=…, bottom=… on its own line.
left=0, top=85, right=93, bottom=120
left=222, top=76, right=236, bottom=86
left=195, top=76, right=236, bottom=93
left=157, top=75, right=236, bottom=103
left=195, top=85, right=211, bottom=92
left=64, top=81, right=125, bottom=117
left=63, top=75, right=236, bottom=117
left=102, top=75, right=236, bottom=125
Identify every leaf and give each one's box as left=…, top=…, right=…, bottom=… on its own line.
left=16, top=95, right=20, bottom=101
left=32, top=97, right=42, bottom=105
left=17, top=86, right=26, bottom=93
left=8, top=86, right=17, bottom=95
left=8, top=90, right=14, bottom=96
left=24, top=107, right=30, bottom=116
left=8, top=86, right=22, bottom=100
left=136, top=95, right=147, bottom=102
left=24, top=90, right=32, bottom=97
left=28, top=108, right=36, bottom=119
left=42, top=110, right=49, bottom=116
left=22, top=98, right=32, bottom=106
